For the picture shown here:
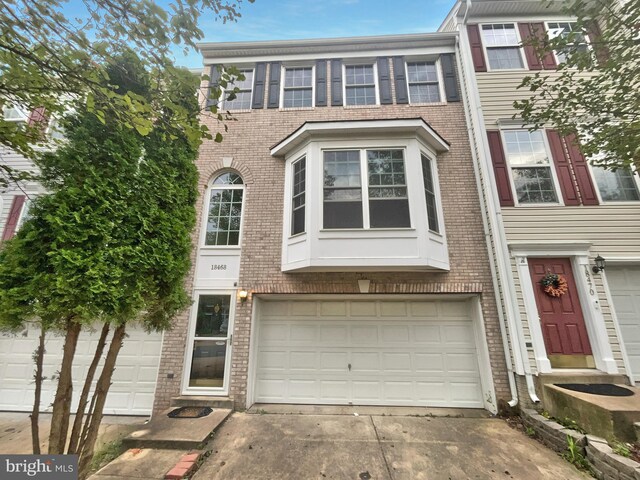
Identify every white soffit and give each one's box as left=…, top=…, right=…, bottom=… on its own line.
left=270, top=118, right=451, bottom=158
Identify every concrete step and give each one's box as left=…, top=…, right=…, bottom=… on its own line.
left=537, top=372, right=629, bottom=386
left=171, top=396, right=233, bottom=409
left=123, top=408, right=231, bottom=449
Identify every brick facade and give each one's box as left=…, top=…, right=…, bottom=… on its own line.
left=153, top=57, right=510, bottom=414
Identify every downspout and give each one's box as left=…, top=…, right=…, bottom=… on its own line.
left=457, top=8, right=539, bottom=404
left=455, top=34, right=518, bottom=408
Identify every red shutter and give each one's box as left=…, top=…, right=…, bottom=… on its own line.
left=546, top=130, right=580, bottom=205
left=586, top=20, right=608, bottom=66
left=565, top=133, right=599, bottom=205
left=486, top=130, right=514, bottom=206
left=532, top=22, right=558, bottom=70
left=2, top=195, right=26, bottom=241
left=518, top=23, right=543, bottom=70
left=467, top=24, right=487, bottom=72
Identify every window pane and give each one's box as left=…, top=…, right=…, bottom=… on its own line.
left=369, top=199, right=410, bottom=228
left=409, top=84, right=440, bottom=103
left=206, top=187, right=243, bottom=245
left=407, top=62, right=438, bottom=82
left=189, top=340, right=227, bottom=388
left=512, top=167, right=558, bottom=204
left=213, top=172, right=243, bottom=185
left=482, top=24, right=519, bottom=46
left=195, top=295, right=230, bottom=337
left=230, top=69, right=254, bottom=89
left=284, top=67, right=312, bottom=87
left=324, top=150, right=363, bottom=228
left=503, top=130, right=548, bottom=165
left=421, top=154, right=439, bottom=232
left=345, top=65, right=374, bottom=85
left=487, top=47, right=524, bottom=69
left=292, top=157, right=306, bottom=235
left=592, top=166, right=640, bottom=202
left=345, top=86, right=376, bottom=105
left=224, top=90, right=252, bottom=110
left=283, top=89, right=312, bottom=108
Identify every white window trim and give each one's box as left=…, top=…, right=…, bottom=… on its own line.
left=404, top=58, right=447, bottom=105
left=200, top=173, right=246, bottom=249
left=500, top=128, right=565, bottom=207
left=479, top=22, right=528, bottom=72
left=321, top=146, right=412, bottom=230
left=587, top=162, right=640, bottom=205
left=181, top=289, right=237, bottom=395
left=420, top=151, right=443, bottom=234
left=544, top=20, right=592, bottom=66
left=279, top=64, right=315, bottom=110
left=290, top=155, right=307, bottom=236
left=2, top=105, right=29, bottom=123
left=221, top=66, right=255, bottom=112
left=342, top=61, right=380, bottom=107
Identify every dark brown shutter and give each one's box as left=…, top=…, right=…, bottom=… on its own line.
left=315, top=60, right=327, bottom=107
left=531, top=22, right=558, bottom=70
left=267, top=62, right=281, bottom=109
left=2, top=195, right=26, bottom=241
left=518, top=23, right=543, bottom=70
left=392, top=56, right=408, bottom=104
left=206, top=65, right=220, bottom=108
left=547, top=130, right=580, bottom=205
left=586, top=20, right=608, bottom=66
left=486, top=130, right=514, bottom=206
left=565, top=133, right=599, bottom=205
left=251, top=62, right=267, bottom=109
left=467, top=24, right=487, bottom=72
left=330, top=59, right=343, bottom=106
left=440, top=54, right=459, bottom=102
left=377, top=57, right=392, bottom=104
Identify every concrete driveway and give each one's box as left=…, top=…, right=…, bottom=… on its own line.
left=194, top=413, right=589, bottom=480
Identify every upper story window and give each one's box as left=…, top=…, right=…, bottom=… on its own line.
left=344, top=64, right=377, bottom=106
left=291, top=156, right=306, bottom=235
left=481, top=24, right=524, bottom=70
left=546, top=22, right=589, bottom=64
left=592, top=167, right=640, bottom=202
left=282, top=67, right=313, bottom=108
left=223, top=69, right=254, bottom=110
left=502, top=130, right=559, bottom=204
left=406, top=62, right=441, bottom=103
left=323, top=149, right=410, bottom=229
left=3, top=106, right=28, bottom=123
left=205, top=172, right=244, bottom=246
left=421, top=154, right=439, bottom=233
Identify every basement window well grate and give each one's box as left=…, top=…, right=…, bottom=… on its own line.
left=167, top=406, right=213, bottom=418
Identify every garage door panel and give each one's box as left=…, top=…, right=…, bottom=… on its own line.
left=0, top=326, right=162, bottom=415
left=254, top=299, right=485, bottom=408
left=608, top=267, right=640, bottom=382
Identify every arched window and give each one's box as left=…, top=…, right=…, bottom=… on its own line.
left=205, top=172, right=244, bottom=246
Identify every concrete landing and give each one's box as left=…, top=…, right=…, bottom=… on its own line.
left=89, top=448, right=188, bottom=480
left=123, top=408, right=231, bottom=449
left=545, top=384, right=640, bottom=442
left=248, top=403, right=490, bottom=418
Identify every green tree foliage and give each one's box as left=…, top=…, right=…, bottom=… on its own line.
left=0, top=52, right=199, bottom=471
left=515, top=0, right=640, bottom=171
left=0, top=0, right=252, bottom=188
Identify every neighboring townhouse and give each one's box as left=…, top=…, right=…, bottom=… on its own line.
left=0, top=107, right=165, bottom=416
left=151, top=32, right=514, bottom=415
left=441, top=0, right=640, bottom=406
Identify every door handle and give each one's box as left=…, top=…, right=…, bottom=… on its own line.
left=348, top=363, right=352, bottom=371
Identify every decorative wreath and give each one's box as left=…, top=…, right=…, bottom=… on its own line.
left=540, top=272, right=569, bottom=297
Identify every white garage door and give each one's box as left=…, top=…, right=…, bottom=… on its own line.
left=0, top=325, right=162, bottom=415
left=254, top=298, right=484, bottom=408
left=608, top=267, right=640, bottom=383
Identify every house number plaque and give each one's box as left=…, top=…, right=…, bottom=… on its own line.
left=583, top=266, right=595, bottom=295
left=211, top=264, right=227, bottom=271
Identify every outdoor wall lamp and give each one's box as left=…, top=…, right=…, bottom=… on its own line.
left=239, top=290, right=249, bottom=303
left=592, top=255, right=606, bottom=274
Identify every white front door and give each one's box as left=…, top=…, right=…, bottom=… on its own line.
left=608, top=266, right=640, bottom=382
left=183, top=293, right=234, bottom=394
left=253, top=298, right=484, bottom=408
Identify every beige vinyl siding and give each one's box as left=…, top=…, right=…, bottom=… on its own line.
left=0, top=147, right=41, bottom=234
left=504, top=205, right=640, bottom=374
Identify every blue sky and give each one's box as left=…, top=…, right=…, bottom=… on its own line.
left=178, top=0, right=456, bottom=67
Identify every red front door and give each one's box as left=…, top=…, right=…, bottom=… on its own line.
left=528, top=257, right=594, bottom=368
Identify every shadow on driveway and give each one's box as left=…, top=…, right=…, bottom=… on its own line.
left=194, top=413, right=589, bottom=480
